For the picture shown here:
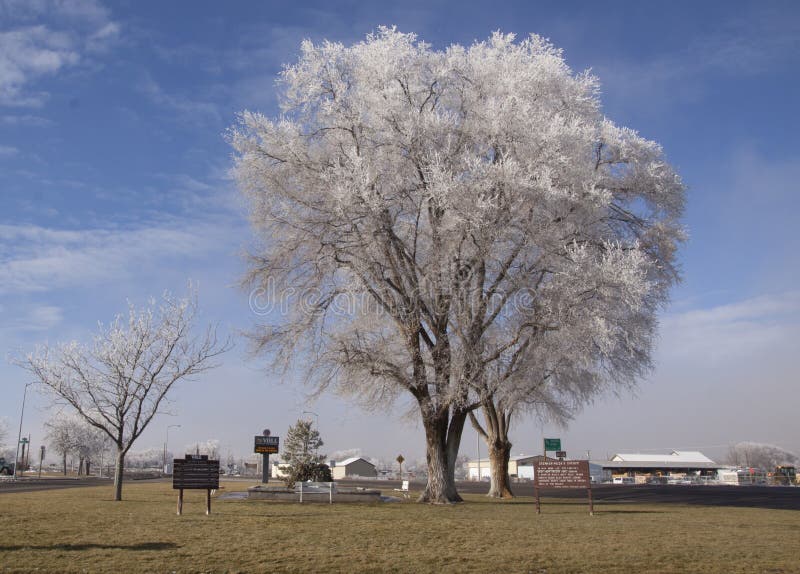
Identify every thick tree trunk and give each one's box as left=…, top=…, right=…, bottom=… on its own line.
left=62, top=452, right=67, bottom=475
left=419, top=412, right=463, bottom=504
left=113, top=449, right=125, bottom=501
left=487, top=438, right=514, bottom=498
left=445, top=409, right=468, bottom=486
left=85, top=460, right=91, bottom=476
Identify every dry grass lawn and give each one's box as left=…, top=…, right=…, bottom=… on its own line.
left=1, top=480, right=798, bottom=573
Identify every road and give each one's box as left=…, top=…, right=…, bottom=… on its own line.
left=339, top=479, right=800, bottom=511
left=0, top=477, right=113, bottom=494
left=3, top=476, right=798, bottom=511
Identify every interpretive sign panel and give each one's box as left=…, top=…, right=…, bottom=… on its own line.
left=173, top=455, right=220, bottom=490
left=533, top=459, right=593, bottom=515
left=254, top=435, right=280, bottom=454
left=534, top=460, right=589, bottom=489
left=172, top=455, right=219, bottom=516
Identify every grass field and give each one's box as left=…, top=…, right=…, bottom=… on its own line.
left=1, top=481, right=798, bottom=573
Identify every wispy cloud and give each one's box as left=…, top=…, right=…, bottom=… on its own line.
left=0, top=145, right=18, bottom=156
left=0, top=304, right=63, bottom=333
left=0, top=0, right=119, bottom=107
left=597, top=7, right=800, bottom=108
left=660, top=292, right=800, bottom=364
left=137, top=73, right=222, bottom=126
left=0, top=221, right=237, bottom=295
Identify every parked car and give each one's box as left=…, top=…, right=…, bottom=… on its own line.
left=612, top=476, right=635, bottom=485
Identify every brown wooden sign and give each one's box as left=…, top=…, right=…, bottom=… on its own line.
left=533, top=459, right=593, bottom=515
left=173, top=455, right=220, bottom=490
left=172, top=455, right=219, bottom=516
left=534, top=460, right=590, bottom=489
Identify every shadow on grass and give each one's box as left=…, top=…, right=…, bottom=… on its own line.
left=1, top=542, right=178, bottom=552
left=591, top=509, right=671, bottom=515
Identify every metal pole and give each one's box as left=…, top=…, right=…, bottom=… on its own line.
left=164, top=424, right=180, bottom=474
left=13, top=382, right=33, bottom=481
left=302, top=411, right=320, bottom=456
left=476, top=429, right=481, bottom=481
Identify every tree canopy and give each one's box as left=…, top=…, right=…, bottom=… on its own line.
left=232, top=28, right=685, bottom=503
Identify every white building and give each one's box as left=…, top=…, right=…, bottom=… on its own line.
left=466, top=455, right=549, bottom=481
left=331, top=457, right=377, bottom=480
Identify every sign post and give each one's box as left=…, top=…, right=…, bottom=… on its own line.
left=38, top=445, right=45, bottom=478
left=172, top=455, right=220, bottom=515
left=254, top=430, right=279, bottom=484
left=533, top=459, right=593, bottom=516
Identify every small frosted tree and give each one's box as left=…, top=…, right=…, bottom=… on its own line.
left=232, top=28, right=684, bottom=503
left=46, top=413, right=111, bottom=476
left=281, top=419, right=330, bottom=487
left=18, top=290, right=228, bottom=500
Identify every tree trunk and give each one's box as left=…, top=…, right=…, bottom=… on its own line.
left=78, top=456, right=85, bottom=476
left=419, top=412, right=463, bottom=504
left=62, top=452, right=67, bottom=476
left=445, top=409, right=468, bottom=487
left=85, top=460, right=91, bottom=476
left=113, top=449, right=125, bottom=501
left=487, top=438, right=514, bottom=498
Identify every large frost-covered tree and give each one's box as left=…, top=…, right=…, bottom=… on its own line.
left=18, top=291, right=228, bottom=500
left=232, top=28, right=685, bottom=503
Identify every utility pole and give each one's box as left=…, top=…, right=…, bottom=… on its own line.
left=13, top=382, right=33, bottom=481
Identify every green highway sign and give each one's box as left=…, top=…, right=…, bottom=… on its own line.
left=543, top=438, right=561, bottom=451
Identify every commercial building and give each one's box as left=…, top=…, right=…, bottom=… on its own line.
left=600, top=451, right=720, bottom=483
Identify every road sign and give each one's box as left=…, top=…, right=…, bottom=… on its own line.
left=254, top=435, right=280, bottom=454
left=533, top=459, right=593, bottom=515
left=543, top=438, right=560, bottom=451
left=19, top=438, right=29, bottom=444
left=556, top=450, right=567, bottom=459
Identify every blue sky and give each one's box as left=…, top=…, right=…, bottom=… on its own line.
left=2, top=0, right=799, bottom=465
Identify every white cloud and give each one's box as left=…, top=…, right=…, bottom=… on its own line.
left=659, top=292, right=800, bottom=364
left=0, top=145, right=18, bottom=155
left=0, top=221, right=235, bottom=295
left=0, top=304, right=63, bottom=333
left=0, top=0, right=119, bottom=107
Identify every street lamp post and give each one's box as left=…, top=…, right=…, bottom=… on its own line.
left=13, top=382, right=34, bottom=481
left=163, top=424, right=181, bottom=474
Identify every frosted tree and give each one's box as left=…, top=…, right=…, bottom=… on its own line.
left=232, top=28, right=684, bottom=503
left=18, top=290, right=228, bottom=500
left=727, top=442, right=798, bottom=470
left=46, top=413, right=111, bottom=476
left=186, top=439, right=220, bottom=459
left=281, top=419, right=329, bottom=487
